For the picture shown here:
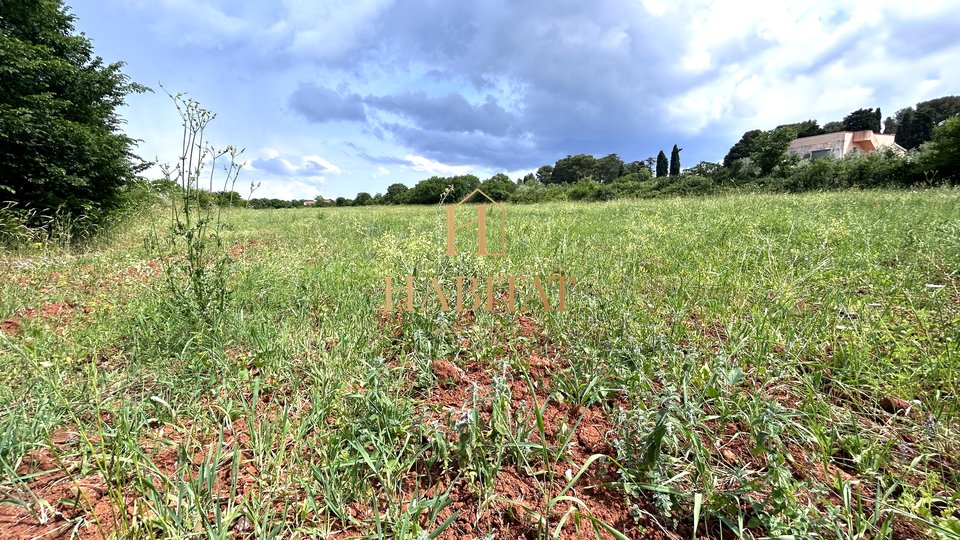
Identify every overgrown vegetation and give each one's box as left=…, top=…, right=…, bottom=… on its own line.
left=2, top=190, right=958, bottom=538
left=0, top=0, right=148, bottom=241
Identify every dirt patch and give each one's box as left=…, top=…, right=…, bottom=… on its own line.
left=229, top=239, right=264, bottom=259
left=0, top=417, right=269, bottom=540
left=393, top=314, right=664, bottom=539
left=1, top=431, right=120, bottom=540
left=879, top=396, right=912, bottom=415
left=0, top=317, right=22, bottom=335
left=2, top=302, right=90, bottom=334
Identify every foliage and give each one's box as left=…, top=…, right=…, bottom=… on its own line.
left=0, top=0, right=148, bottom=234
left=883, top=116, right=898, bottom=134
left=685, top=161, right=721, bottom=177
left=923, top=115, right=960, bottom=181
left=656, top=151, right=668, bottom=178
left=669, top=145, right=681, bottom=177
left=842, top=107, right=882, bottom=132
left=896, top=96, right=960, bottom=150
left=480, top=173, right=518, bottom=201
left=823, top=121, right=844, bottom=133
left=595, top=153, right=623, bottom=184
left=354, top=192, right=373, bottom=206
left=750, top=126, right=798, bottom=176
left=406, top=175, right=479, bottom=204
left=535, top=165, right=553, bottom=184
left=723, top=130, right=763, bottom=167
left=549, top=154, right=593, bottom=184
left=384, top=183, right=409, bottom=204
left=2, top=191, right=958, bottom=538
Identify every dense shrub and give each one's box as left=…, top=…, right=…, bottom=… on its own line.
left=0, top=0, right=147, bottom=235
left=923, top=116, right=960, bottom=181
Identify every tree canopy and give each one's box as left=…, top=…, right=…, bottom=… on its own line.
left=841, top=108, right=882, bottom=132
left=723, top=130, right=762, bottom=167
left=0, top=0, right=147, bottom=222
left=894, top=96, right=960, bottom=150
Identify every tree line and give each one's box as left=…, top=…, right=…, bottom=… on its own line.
left=294, top=98, right=959, bottom=208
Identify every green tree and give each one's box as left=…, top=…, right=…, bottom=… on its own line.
left=383, top=182, right=409, bottom=204
left=883, top=116, right=897, bottom=134
left=687, top=161, right=721, bottom=177
left=551, top=154, right=597, bottom=184
left=750, top=126, right=797, bottom=176
left=354, top=192, right=373, bottom=205
left=669, top=145, right=681, bottom=176
left=407, top=175, right=479, bottom=204
left=723, top=130, right=762, bottom=167
left=595, top=153, right=624, bottom=183
left=480, top=173, right=517, bottom=201
left=842, top=108, right=882, bottom=132
left=895, top=96, right=960, bottom=149
left=535, top=165, right=553, bottom=184
left=784, top=119, right=824, bottom=138
left=656, top=151, right=668, bottom=178
left=213, top=191, right=244, bottom=207
left=923, top=116, right=960, bottom=180
left=0, top=0, right=147, bottom=225
left=822, top=121, right=844, bottom=133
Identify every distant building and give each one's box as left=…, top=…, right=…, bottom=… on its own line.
left=787, top=130, right=905, bottom=159
left=303, top=200, right=316, bottom=206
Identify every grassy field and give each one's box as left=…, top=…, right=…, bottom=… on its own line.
left=1, top=190, right=959, bottom=539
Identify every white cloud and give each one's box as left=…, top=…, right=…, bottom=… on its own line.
left=257, top=179, right=325, bottom=200
left=304, top=155, right=343, bottom=174
left=666, top=1, right=960, bottom=137
left=373, top=166, right=390, bottom=178
left=249, top=154, right=342, bottom=177
left=404, top=154, right=472, bottom=176
left=281, top=0, right=394, bottom=60
left=641, top=0, right=667, bottom=17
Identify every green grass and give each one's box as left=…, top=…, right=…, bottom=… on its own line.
left=1, top=189, right=959, bottom=539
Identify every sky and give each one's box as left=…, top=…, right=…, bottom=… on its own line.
left=68, top=0, right=960, bottom=200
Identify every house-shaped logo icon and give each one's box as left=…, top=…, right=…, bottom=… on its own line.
left=445, top=189, right=505, bottom=256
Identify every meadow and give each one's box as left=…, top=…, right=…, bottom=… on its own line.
left=1, top=190, right=958, bottom=539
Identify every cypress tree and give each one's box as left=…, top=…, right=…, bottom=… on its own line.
left=669, top=145, right=681, bottom=176
left=656, top=151, right=668, bottom=178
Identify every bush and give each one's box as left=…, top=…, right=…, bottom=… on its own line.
left=778, top=156, right=840, bottom=192
left=567, top=178, right=599, bottom=201
left=654, top=175, right=715, bottom=197
left=610, top=174, right=656, bottom=199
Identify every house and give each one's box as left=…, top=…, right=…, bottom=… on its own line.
left=303, top=200, right=316, bottom=206
left=787, top=130, right=905, bottom=159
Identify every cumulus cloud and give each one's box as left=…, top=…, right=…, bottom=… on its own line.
left=665, top=0, right=960, bottom=138
left=75, top=0, right=960, bottom=195
left=249, top=153, right=342, bottom=177
left=404, top=155, right=472, bottom=176
left=284, top=0, right=960, bottom=168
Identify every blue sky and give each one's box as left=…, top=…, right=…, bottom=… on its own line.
left=69, top=0, right=960, bottom=199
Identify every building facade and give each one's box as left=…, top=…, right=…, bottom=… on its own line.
left=787, top=130, right=905, bottom=159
